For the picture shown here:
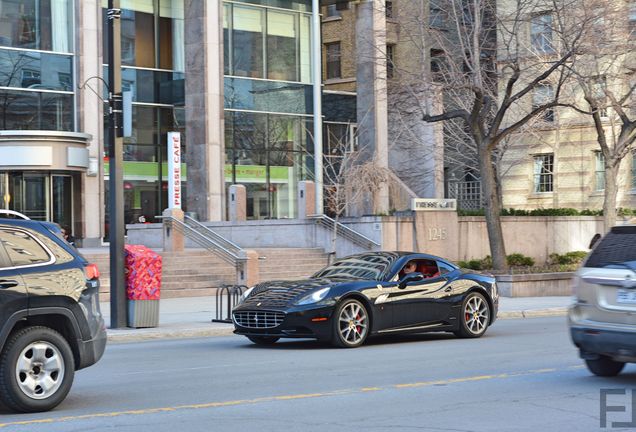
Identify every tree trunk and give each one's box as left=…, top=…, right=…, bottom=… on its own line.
left=479, top=145, right=508, bottom=272
left=603, top=162, right=620, bottom=232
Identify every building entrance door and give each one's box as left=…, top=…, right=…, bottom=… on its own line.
left=0, top=173, right=74, bottom=228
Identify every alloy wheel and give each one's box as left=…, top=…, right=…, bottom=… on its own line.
left=338, top=301, right=369, bottom=346
left=463, top=294, right=489, bottom=336
left=15, top=341, right=65, bottom=400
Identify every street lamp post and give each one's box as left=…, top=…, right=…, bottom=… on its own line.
left=107, top=0, right=126, bottom=328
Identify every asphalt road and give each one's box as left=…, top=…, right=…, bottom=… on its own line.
left=1, top=317, right=635, bottom=431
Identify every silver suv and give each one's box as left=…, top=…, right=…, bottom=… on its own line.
left=569, top=223, right=636, bottom=376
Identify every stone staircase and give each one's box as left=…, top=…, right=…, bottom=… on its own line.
left=83, top=247, right=330, bottom=302
left=256, top=248, right=330, bottom=281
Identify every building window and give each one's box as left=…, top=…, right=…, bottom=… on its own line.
left=429, top=2, right=443, bottom=28
left=0, top=0, right=72, bottom=52
left=533, top=83, right=554, bottom=122
left=533, top=154, right=554, bottom=193
left=326, top=42, right=341, bottom=79
left=591, top=76, right=608, bottom=118
left=326, top=4, right=341, bottom=18
left=531, top=13, right=553, bottom=53
left=224, top=3, right=312, bottom=83
left=595, top=151, right=605, bottom=191
left=386, top=44, right=395, bottom=78
left=430, top=49, right=445, bottom=82
left=385, top=1, right=394, bottom=19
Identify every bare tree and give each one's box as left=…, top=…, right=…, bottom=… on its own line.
left=418, top=0, right=591, bottom=271
left=306, top=123, right=392, bottom=260
left=560, top=1, right=636, bottom=230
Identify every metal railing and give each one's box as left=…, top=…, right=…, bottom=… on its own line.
left=162, top=215, right=247, bottom=269
left=309, top=214, right=380, bottom=250
left=213, top=284, right=247, bottom=323
left=448, top=180, right=484, bottom=210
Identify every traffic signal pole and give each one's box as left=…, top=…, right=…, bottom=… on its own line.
left=107, top=0, right=126, bottom=328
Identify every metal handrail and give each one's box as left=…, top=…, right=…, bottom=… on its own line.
left=309, top=214, right=380, bottom=250
left=163, top=216, right=247, bottom=266
left=183, top=215, right=244, bottom=256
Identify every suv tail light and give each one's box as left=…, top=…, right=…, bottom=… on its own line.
left=85, top=263, right=100, bottom=280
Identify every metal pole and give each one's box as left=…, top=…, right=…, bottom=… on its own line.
left=311, top=0, right=323, bottom=214
left=108, top=0, right=126, bottom=328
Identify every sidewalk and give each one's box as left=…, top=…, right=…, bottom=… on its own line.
left=102, top=295, right=572, bottom=343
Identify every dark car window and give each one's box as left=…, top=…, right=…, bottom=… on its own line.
left=437, top=261, right=455, bottom=275
left=585, top=225, right=636, bottom=269
left=0, top=229, right=52, bottom=267
left=314, top=254, right=394, bottom=280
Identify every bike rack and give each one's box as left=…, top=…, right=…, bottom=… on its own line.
left=212, top=284, right=247, bottom=323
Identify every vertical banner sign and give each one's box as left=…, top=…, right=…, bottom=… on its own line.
left=167, top=132, right=182, bottom=209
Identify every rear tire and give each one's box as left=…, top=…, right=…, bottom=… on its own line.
left=247, top=336, right=279, bottom=345
left=585, top=356, right=625, bottom=377
left=0, top=326, right=75, bottom=413
left=454, top=292, right=490, bottom=339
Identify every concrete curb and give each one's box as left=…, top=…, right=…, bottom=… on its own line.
left=106, top=308, right=568, bottom=343
left=107, top=326, right=234, bottom=343
left=498, top=308, right=567, bottom=320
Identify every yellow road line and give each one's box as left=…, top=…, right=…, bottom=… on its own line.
left=0, top=366, right=574, bottom=429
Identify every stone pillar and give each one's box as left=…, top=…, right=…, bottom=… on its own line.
left=185, top=0, right=225, bottom=222
left=355, top=0, right=390, bottom=215
left=242, top=250, right=260, bottom=287
left=228, top=184, right=246, bottom=221
left=413, top=210, right=459, bottom=262
left=163, top=208, right=185, bottom=252
left=77, top=0, right=105, bottom=247
left=298, top=181, right=316, bottom=219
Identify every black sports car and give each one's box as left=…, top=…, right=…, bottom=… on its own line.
left=232, top=252, right=499, bottom=348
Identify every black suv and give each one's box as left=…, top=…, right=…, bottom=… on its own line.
left=0, top=213, right=106, bottom=412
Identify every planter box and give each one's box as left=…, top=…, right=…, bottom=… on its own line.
left=495, top=272, right=574, bottom=297
left=127, top=300, right=160, bottom=328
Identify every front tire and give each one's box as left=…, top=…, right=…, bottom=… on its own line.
left=0, top=326, right=75, bottom=413
left=454, top=292, right=490, bottom=338
left=585, top=356, right=625, bottom=377
left=332, top=299, right=369, bottom=348
left=247, top=336, right=279, bottom=345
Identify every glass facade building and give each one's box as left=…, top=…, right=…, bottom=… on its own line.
left=223, top=0, right=315, bottom=219
left=102, top=0, right=186, bottom=229
left=0, top=0, right=80, bottom=233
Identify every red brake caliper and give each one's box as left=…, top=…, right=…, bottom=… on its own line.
left=356, top=314, right=361, bottom=334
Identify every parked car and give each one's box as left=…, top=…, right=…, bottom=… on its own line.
left=569, top=223, right=636, bottom=376
left=0, top=211, right=106, bottom=412
left=233, top=252, right=499, bottom=348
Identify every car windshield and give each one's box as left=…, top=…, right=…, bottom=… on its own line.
left=313, top=254, right=396, bottom=280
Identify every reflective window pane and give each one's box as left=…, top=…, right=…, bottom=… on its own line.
left=0, top=49, right=73, bottom=91
left=267, top=11, right=297, bottom=81
left=0, top=0, right=72, bottom=52
left=224, top=76, right=313, bottom=115
left=232, top=6, right=264, bottom=78
left=0, top=90, right=73, bottom=131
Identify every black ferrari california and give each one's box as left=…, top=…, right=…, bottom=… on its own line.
left=232, top=252, right=498, bottom=348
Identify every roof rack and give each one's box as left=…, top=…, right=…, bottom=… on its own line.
left=0, top=210, right=30, bottom=220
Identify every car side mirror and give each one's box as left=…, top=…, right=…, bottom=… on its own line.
left=398, top=272, right=424, bottom=289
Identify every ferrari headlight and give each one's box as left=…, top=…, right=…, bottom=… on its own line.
left=238, top=286, right=255, bottom=304
left=296, top=287, right=330, bottom=305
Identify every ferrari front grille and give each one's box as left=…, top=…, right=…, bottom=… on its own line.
left=233, top=311, right=285, bottom=329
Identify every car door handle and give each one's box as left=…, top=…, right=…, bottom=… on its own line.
left=0, top=280, right=19, bottom=289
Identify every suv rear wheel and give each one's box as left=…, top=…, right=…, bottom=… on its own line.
left=585, top=356, right=625, bottom=377
left=0, top=326, right=75, bottom=412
